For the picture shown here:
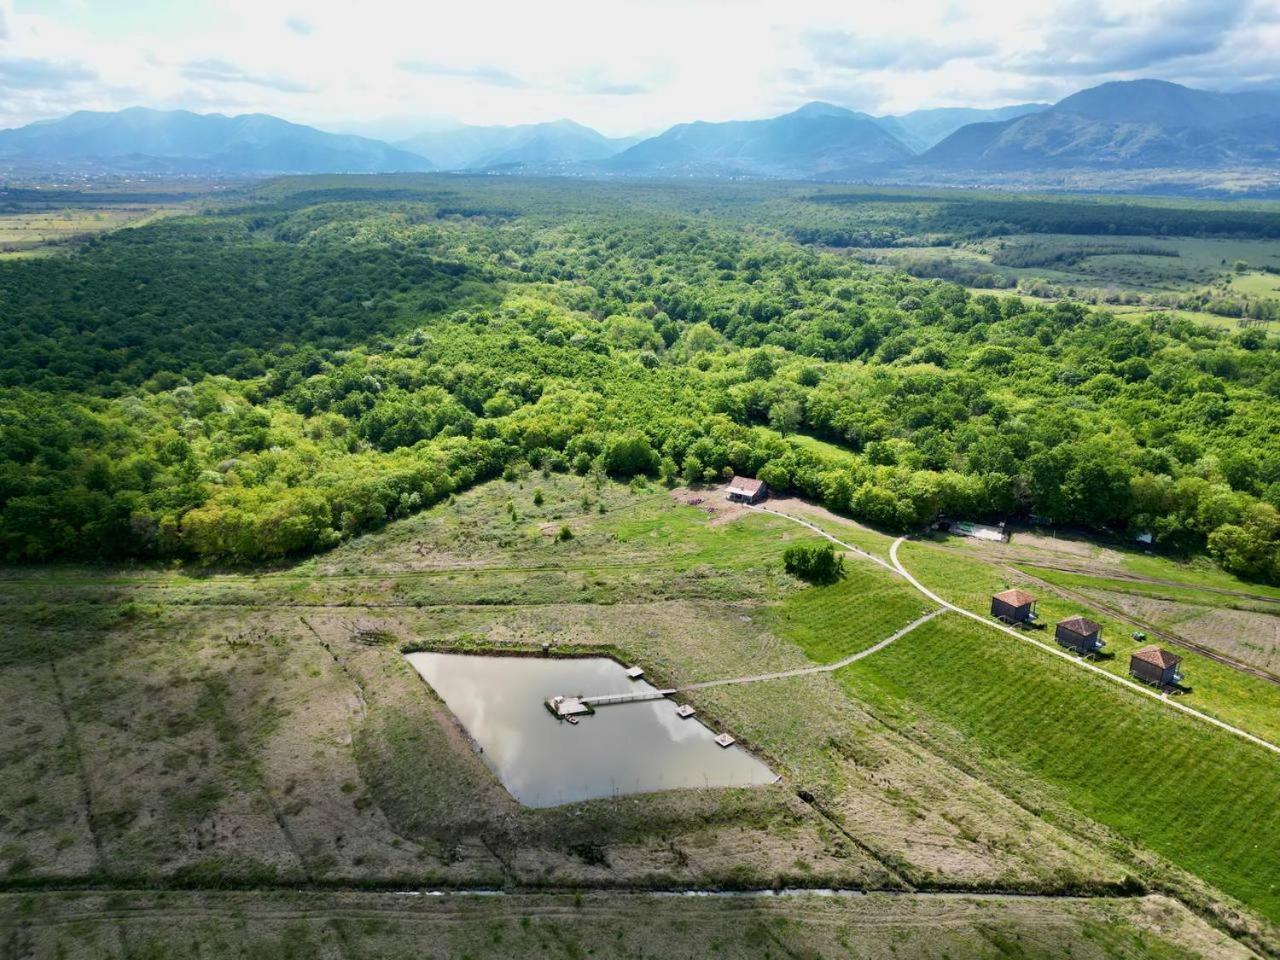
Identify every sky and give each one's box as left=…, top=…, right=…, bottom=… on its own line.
left=0, top=0, right=1277, bottom=138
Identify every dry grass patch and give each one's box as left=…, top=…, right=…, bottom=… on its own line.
left=0, top=890, right=1255, bottom=960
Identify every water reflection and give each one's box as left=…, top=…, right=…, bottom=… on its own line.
left=405, top=652, right=777, bottom=807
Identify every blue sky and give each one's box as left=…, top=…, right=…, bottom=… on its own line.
left=1, top=0, right=1276, bottom=137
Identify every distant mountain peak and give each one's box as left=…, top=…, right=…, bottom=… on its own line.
left=786, top=101, right=861, bottom=120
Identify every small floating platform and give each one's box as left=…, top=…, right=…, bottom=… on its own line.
left=714, top=733, right=736, bottom=748
left=545, top=695, right=591, bottom=718
left=566, top=715, right=580, bottom=725
left=625, top=666, right=645, bottom=680
left=675, top=704, right=696, bottom=719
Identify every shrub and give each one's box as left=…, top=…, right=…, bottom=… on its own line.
left=783, top=543, right=845, bottom=584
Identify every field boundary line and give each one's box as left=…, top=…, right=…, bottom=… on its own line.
left=1008, top=559, right=1280, bottom=607
left=889, top=538, right=1280, bottom=759
left=1014, top=565, right=1280, bottom=688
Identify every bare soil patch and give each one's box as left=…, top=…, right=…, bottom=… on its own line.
left=1081, top=587, right=1280, bottom=676
left=670, top=483, right=751, bottom=526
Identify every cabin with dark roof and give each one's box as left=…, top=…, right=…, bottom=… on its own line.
left=1055, top=615, right=1104, bottom=655
left=1129, top=645, right=1184, bottom=687
left=726, top=476, right=767, bottom=504
left=990, top=588, right=1037, bottom=625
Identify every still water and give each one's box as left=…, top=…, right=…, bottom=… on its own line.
left=405, top=652, right=777, bottom=807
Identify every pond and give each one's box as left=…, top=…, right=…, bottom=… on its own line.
left=405, top=652, right=777, bottom=807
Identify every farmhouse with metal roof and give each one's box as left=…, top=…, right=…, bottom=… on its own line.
left=726, top=476, right=767, bottom=504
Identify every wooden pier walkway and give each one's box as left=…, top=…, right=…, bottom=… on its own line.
left=581, top=689, right=676, bottom=707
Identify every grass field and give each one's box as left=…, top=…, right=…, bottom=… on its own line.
left=1103, top=550, right=1280, bottom=601
left=1227, top=270, right=1280, bottom=298
left=765, top=560, right=932, bottom=663
left=0, top=204, right=182, bottom=257
left=855, top=233, right=1280, bottom=341
left=0, top=478, right=1130, bottom=900
left=1, top=890, right=1255, bottom=960
left=3, top=478, right=1279, bottom=954
left=875, top=235, right=1280, bottom=293
left=840, top=613, right=1280, bottom=925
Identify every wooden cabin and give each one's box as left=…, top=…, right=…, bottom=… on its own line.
left=1055, top=615, right=1104, bottom=654
left=1129, top=645, right=1184, bottom=687
left=726, top=476, right=767, bottom=504
left=991, top=588, right=1037, bottom=625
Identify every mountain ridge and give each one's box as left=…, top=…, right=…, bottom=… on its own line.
left=3, top=80, right=1278, bottom=189
left=0, top=106, right=433, bottom=175
left=874, top=103, right=1049, bottom=152
left=396, top=119, right=636, bottom=171
left=917, top=80, right=1280, bottom=171
left=604, top=101, right=912, bottom=179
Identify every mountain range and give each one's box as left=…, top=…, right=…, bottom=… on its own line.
left=916, top=80, right=1280, bottom=171
left=874, top=103, right=1048, bottom=153
left=0, top=107, right=432, bottom=175
left=395, top=119, right=637, bottom=172
left=0, top=80, right=1276, bottom=190
left=603, top=101, right=914, bottom=179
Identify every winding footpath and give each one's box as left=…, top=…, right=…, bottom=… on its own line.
left=748, top=504, right=1280, bottom=759
left=678, top=608, right=945, bottom=692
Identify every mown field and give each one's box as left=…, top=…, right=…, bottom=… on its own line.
left=0, top=478, right=1126, bottom=893
left=764, top=562, right=931, bottom=664
left=896, top=540, right=1280, bottom=745
left=840, top=612, right=1280, bottom=926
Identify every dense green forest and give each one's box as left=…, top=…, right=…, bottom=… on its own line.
left=2, top=176, right=1278, bottom=581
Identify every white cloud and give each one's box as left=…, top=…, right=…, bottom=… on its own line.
left=399, top=60, right=528, bottom=89
left=0, top=0, right=1272, bottom=135
left=182, top=57, right=316, bottom=94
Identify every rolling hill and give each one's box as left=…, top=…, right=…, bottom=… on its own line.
left=0, top=107, right=433, bottom=175
left=919, top=80, right=1280, bottom=171
left=604, top=102, right=913, bottom=179
left=397, top=119, right=635, bottom=171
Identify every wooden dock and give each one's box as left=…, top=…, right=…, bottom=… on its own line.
left=579, top=688, right=675, bottom=708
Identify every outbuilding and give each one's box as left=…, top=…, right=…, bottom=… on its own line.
left=727, top=476, right=767, bottom=504
left=991, top=588, right=1037, bottom=625
left=1055, top=615, right=1104, bottom=655
left=1129, top=645, right=1184, bottom=688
